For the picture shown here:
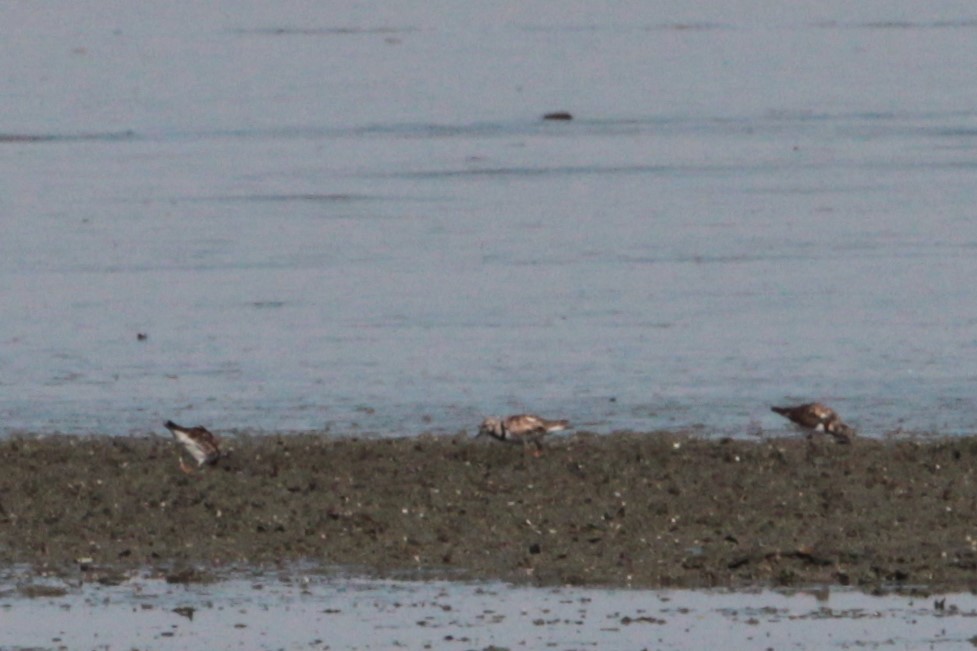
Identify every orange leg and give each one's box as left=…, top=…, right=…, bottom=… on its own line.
left=178, top=457, right=195, bottom=474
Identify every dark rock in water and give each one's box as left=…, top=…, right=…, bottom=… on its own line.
left=19, top=584, right=68, bottom=598
left=136, top=332, right=148, bottom=341
left=543, top=111, right=573, bottom=121
left=165, top=567, right=214, bottom=584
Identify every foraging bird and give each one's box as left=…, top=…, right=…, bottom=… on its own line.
left=164, top=420, right=221, bottom=472
left=822, top=418, right=856, bottom=444
left=477, top=414, right=569, bottom=454
left=771, top=402, right=855, bottom=444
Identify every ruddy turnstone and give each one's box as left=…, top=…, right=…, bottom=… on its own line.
left=164, top=420, right=221, bottom=472
left=477, top=414, right=570, bottom=454
left=770, top=402, right=855, bottom=444
left=823, top=418, right=856, bottom=444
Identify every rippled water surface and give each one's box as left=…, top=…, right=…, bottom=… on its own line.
left=4, top=573, right=976, bottom=650
left=7, top=575, right=977, bottom=650
left=4, top=3, right=977, bottom=437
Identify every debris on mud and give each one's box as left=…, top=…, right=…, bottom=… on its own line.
left=1, top=431, right=975, bottom=592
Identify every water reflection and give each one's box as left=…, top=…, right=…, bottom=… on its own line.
left=1, top=571, right=971, bottom=650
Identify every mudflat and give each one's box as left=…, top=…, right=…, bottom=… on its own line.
left=2, top=432, right=975, bottom=592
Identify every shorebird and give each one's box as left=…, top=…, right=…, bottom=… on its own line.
left=770, top=402, right=855, bottom=444
left=477, top=414, right=569, bottom=455
left=823, top=418, right=856, bottom=444
left=164, top=420, right=221, bottom=472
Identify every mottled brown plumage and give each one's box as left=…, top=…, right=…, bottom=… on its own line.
left=823, top=418, right=856, bottom=444
left=771, top=403, right=855, bottom=444
left=477, top=414, right=570, bottom=452
left=164, top=420, right=221, bottom=472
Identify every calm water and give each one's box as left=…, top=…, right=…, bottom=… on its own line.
left=4, top=3, right=977, bottom=437
left=3, top=571, right=974, bottom=650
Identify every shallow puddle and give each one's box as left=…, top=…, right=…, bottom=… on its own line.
left=2, top=571, right=975, bottom=650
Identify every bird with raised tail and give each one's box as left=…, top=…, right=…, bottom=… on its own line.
left=770, top=402, right=855, bottom=444
left=164, top=420, right=221, bottom=472
left=477, top=414, right=570, bottom=454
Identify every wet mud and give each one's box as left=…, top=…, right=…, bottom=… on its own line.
left=2, top=432, right=977, bottom=592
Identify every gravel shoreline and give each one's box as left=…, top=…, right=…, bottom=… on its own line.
left=2, top=432, right=976, bottom=592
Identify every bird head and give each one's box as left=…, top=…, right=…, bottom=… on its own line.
left=477, top=417, right=501, bottom=438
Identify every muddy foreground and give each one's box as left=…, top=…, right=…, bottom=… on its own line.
left=2, top=432, right=977, bottom=593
